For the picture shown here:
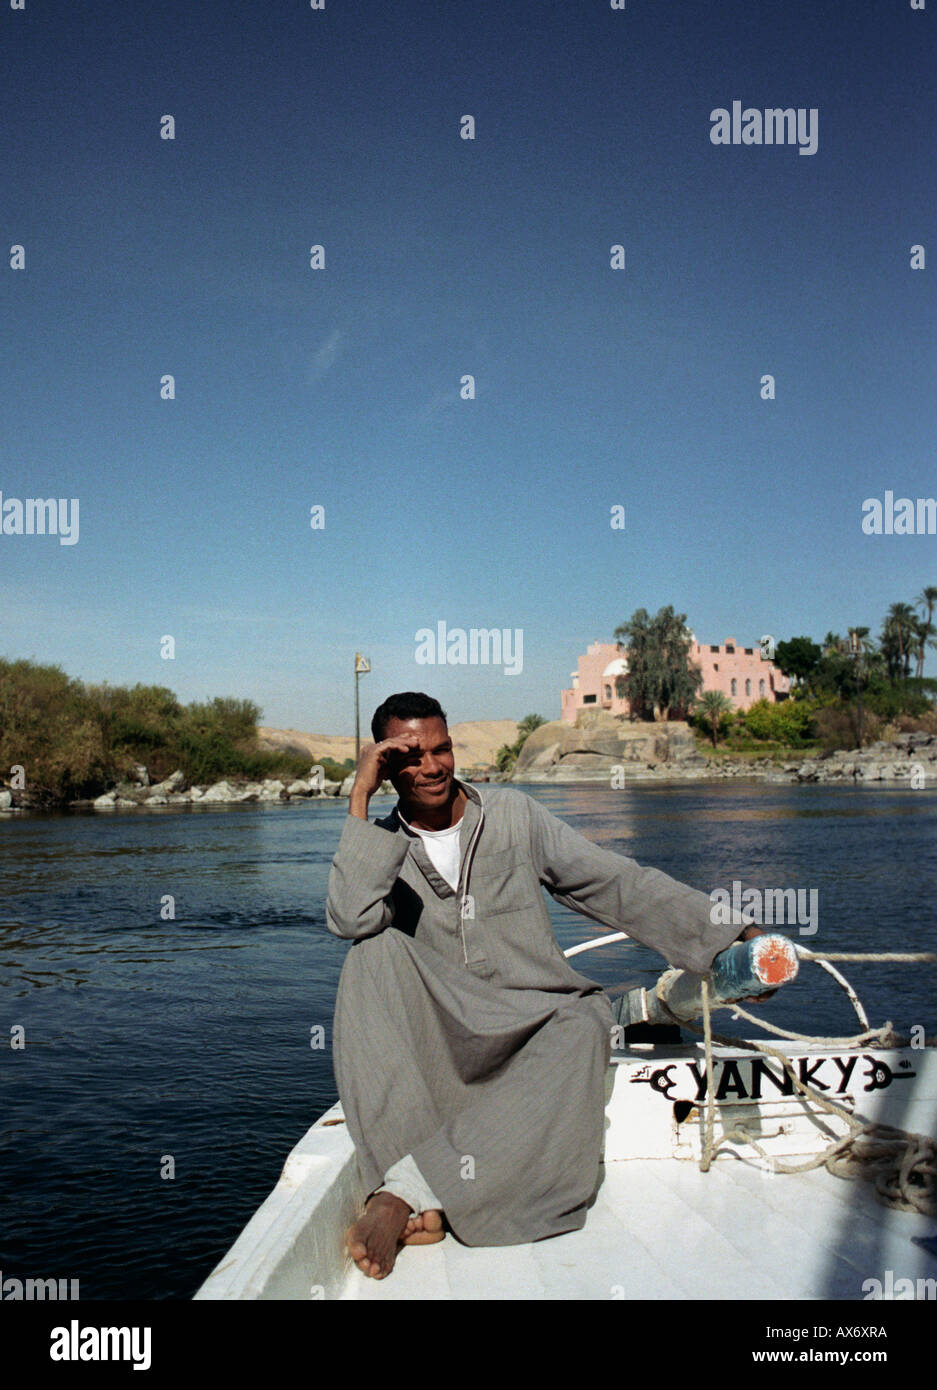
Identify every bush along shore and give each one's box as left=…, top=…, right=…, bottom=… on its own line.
left=4, top=734, right=936, bottom=812
left=0, top=658, right=379, bottom=810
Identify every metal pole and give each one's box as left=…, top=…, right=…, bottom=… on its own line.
left=849, top=629, right=863, bottom=750
left=353, top=653, right=370, bottom=767
left=354, top=653, right=361, bottom=767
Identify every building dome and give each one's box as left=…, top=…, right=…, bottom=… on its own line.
left=602, top=658, right=629, bottom=677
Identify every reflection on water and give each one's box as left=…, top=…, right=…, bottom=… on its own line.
left=1, top=785, right=935, bottom=1297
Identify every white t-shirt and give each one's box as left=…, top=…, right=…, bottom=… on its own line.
left=397, top=810, right=463, bottom=890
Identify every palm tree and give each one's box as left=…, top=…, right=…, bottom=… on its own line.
left=915, top=586, right=937, bottom=678
left=847, top=627, right=874, bottom=748
left=698, top=690, right=732, bottom=747
left=882, top=603, right=917, bottom=680
left=516, top=714, right=546, bottom=740
left=495, top=714, right=547, bottom=773
left=847, top=625, right=874, bottom=659
left=911, top=616, right=933, bottom=680
left=916, top=586, right=937, bottom=625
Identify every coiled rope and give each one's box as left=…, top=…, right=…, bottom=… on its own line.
left=656, top=945, right=937, bottom=1217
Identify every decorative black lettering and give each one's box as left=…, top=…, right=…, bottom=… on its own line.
left=831, top=1054, right=858, bottom=1091
left=686, top=1061, right=708, bottom=1101
left=749, top=1057, right=794, bottom=1098
left=715, top=1060, right=748, bottom=1100
left=798, top=1056, right=829, bottom=1091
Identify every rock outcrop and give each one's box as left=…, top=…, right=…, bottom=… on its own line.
left=71, top=766, right=396, bottom=810
left=787, top=732, right=937, bottom=785
left=149, top=770, right=187, bottom=796
left=509, top=715, right=937, bottom=787
left=511, top=711, right=707, bottom=782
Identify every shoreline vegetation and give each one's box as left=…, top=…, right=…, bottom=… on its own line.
left=2, top=653, right=937, bottom=813
left=0, top=658, right=354, bottom=811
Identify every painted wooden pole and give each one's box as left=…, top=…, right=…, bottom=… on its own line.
left=616, top=934, right=799, bottom=1028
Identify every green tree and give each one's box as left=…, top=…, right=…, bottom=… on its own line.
left=653, top=606, right=702, bottom=719
left=517, top=713, right=546, bottom=739
left=697, top=690, right=732, bottom=747
left=881, top=603, right=917, bottom=681
left=774, top=637, right=822, bottom=694
left=614, top=606, right=701, bottom=721
left=742, top=698, right=815, bottom=746
left=916, top=587, right=937, bottom=679
left=496, top=714, right=547, bottom=773
left=0, top=658, right=109, bottom=801
left=614, top=608, right=653, bottom=719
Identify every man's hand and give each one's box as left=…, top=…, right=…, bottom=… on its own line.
left=348, top=735, right=421, bottom=819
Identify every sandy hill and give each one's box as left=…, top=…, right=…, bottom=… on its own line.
left=258, top=719, right=519, bottom=770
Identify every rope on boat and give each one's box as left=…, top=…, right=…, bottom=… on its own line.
left=658, top=948, right=937, bottom=1217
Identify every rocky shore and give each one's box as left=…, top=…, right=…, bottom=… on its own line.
left=83, top=766, right=403, bottom=810
left=779, top=732, right=937, bottom=785
left=3, top=724, right=936, bottom=812
left=0, top=765, right=397, bottom=812
left=509, top=714, right=937, bottom=787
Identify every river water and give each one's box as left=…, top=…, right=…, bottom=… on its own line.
left=1, top=782, right=935, bottom=1298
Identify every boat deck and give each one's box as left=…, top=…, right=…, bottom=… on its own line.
left=195, top=1043, right=937, bottom=1302
left=345, top=1149, right=932, bottom=1300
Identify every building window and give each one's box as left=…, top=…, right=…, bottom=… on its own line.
left=604, top=685, right=612, bottom=700
left=583, top=694, right=596, bottom=704
left=745, top=679, right=751, bottom=696
left=726, top=645, right=735, bottom=654
left=710, top=645, right=719, bottom=653
left=759, top=679, right=765, bottom=696
left=713, top=663, right=719, bottom=671
left=730, top=678, right=737, bottom=697
left=745, top=647, right=753, bottom=655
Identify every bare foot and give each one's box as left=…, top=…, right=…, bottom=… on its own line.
left=402, top=1208, right=445, bottom=1246
left=345, top=1192, right=413, bottom=1278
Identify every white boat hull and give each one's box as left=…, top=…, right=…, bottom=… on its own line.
left=194, top=1041, right=937, bottom=1301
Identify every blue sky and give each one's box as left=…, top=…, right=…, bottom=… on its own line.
left=2, top=0, right=934, bottom=733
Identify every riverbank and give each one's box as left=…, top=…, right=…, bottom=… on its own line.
left=508, top=716, right=937, bottom=787
left=66, top=767, right=393, bottom=811
left=4, top=730, right=936, bottom=813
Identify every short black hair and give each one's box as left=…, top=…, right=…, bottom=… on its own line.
left=371, top=692, right=448, bottom=742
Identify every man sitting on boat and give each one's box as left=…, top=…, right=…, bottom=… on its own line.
left=326, top=691, right=755, bottom=1279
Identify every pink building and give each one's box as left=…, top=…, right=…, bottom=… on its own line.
left=561, top=638, right=790, bottom=723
